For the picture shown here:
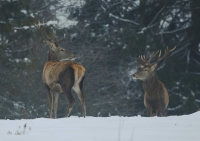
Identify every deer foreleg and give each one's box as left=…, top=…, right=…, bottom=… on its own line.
left=46, top=88, right=53, bottom=118
left=44, top=84, right=53, bottom=118
left=83, top=105, right=86, bottom=118
left=50, top=92, right=53, bottom=118
left=54, top=93, right=59, bottom=119
left=147, top=107, right=152, bottom=117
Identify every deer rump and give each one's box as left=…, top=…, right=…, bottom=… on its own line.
left=143, top=79, right=169, bottom=116
left=42, top=61, right=86, bottom=118
left=42, top=61, right=85, bottom=94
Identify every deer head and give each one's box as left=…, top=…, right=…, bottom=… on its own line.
left=35, top=20, right=75, bottom=61
left=133, top=46, right=176, bottom=81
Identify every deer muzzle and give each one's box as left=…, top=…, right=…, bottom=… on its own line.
left=60, top=54, right=76, bottom=62
left=132, top=73, right=138, bottom=79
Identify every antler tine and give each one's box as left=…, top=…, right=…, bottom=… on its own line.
left=57, top=34, right=66, bottom=43
left=49, top=28, right=67, bottom=45
left=139, top=50, right=160, bottom=65
left=153, top=46, right=176, bottom=65
left=35, top=20, right=57, bottom=44
left=147, top=50, right=159, bottom=63
left=158, top=50, right=161, bottom=58
left=138, top=46, right=176, bottom=67
left=142, top=55, right=146, bottom=60
left=143, top=55, right=147, bottom=63
left=52, top=29, right=56, bottom=38
left=138, top=55, right=143, bottom=61
left=169, top=46, right=176, bottom=52
left=35, top=20, right=41, bottom=29
left=35, top=20, right=52, bottom=42
left=139, top=55, right=147, bottom=64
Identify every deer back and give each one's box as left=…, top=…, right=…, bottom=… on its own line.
left=42, top=61, right=85, bottom=92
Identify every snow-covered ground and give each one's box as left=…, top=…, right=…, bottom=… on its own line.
left=1, top=112, right=200, bottom=141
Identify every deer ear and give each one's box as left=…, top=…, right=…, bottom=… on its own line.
left=46, top=40, right=57, bottom=51
left=150, top=63, right=157, bottom=71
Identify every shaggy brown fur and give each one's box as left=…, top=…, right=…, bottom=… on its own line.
left=43, top=51, right=86, bottom=118
left=142, top=73, right=169, bottom=116
left=132, top=47, right=176, bottom=117
left=36, top=21, right=86, bottom=118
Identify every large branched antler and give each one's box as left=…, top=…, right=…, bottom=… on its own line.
left=35, top=20, right=66, bottom=46
left=138, top=46, right=176, bottom=66
left=35, top=20, right=53, bottom=42
left=152, top=46, right=176, bottom=65
left=138, top=50, right=159, bottom=65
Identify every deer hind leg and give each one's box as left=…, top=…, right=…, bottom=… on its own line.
left=60, top=79, right=75, bottom=117
left=80, top=76, right=86, bottom=117
left=59, top=66, right=75, bottom=117
left=63, top=90, right=75, bottom=117
left=73, top=76, right=86, bottom=118
left=44, top=84, right=53, bottom=118
left=54, top=93, right=59, bottom=119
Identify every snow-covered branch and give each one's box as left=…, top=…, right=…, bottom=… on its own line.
left=156, top=26, right=189, bottom=35
left=167, top=104, right=183, bottom=111
left=109, top=13, right=139, bottom=26
left=170, top=44, right=188, bottom=56
left=192, top=58, right=200, bottom=65
left=148, top=6, right=165, bottom=26
left=137, top=22, right=158, bottom=34
left=13, top=26, right=34, bottom=30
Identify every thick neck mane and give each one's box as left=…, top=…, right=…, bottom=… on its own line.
left=48, top=50, right=58, bottom=61
left=142, top=73, right=160, bottom=94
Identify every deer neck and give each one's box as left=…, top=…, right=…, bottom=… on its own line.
left=142, top=73, right=159, bottom=92
left=48, top=50, right=58, bottom=61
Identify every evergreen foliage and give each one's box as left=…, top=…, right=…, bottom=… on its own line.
left=0, top=0, right=199, bottom=119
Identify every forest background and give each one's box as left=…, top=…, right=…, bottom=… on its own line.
left=0, top=0, right=200, bottom=119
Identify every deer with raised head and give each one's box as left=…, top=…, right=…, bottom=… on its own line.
left=132, top=46, right=176, bottom=117
left=35, top=21, right=86, bottom=118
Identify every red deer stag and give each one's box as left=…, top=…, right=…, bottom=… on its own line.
left=35, top=21, right=86, bottom=118
left=132, top=46, right=176, bottom=117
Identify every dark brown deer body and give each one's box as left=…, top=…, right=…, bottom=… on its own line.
left=36, top=21, right=86, bottom=118
left=133, top=47, right=176, bottom=117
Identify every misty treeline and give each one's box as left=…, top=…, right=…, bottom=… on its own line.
left=0, top=0, right=199, bottom=119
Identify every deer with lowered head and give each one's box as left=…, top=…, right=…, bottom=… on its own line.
left=35, top=21, right=86, bottom=118
left=132, top=46, right=176, bottom=117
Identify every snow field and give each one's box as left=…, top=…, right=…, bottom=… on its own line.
left=0, top=112, right=200, bottom=141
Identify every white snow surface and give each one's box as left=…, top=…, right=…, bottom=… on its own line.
left=1, top=112, right=200, bottom=141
